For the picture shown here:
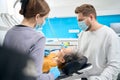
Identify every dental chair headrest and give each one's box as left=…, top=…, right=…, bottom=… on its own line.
left=62, top=56, right=88, bottom=75
left=110, top=23, right=120, bottom=33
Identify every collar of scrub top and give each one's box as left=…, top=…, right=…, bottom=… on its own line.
left=16, top=25, right=29, bottom=27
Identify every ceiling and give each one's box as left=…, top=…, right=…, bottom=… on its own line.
left=1, top=0, right=119, bottom=18
left=46, top=0, right=120, bottom=10
left=45, top=0, right=120, bottom=17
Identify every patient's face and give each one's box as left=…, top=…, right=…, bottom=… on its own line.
left=57, top=48, right=72, bottom=63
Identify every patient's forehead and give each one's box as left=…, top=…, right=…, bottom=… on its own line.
left=62, top=48, right=72, bottom=55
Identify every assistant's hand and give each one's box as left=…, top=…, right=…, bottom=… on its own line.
left=49, top=66, right=60, bottom=79
left=44, top=49, right=50, bottom=56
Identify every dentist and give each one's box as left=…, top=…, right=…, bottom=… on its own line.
left=3, top=0, right=60, bottom=80
left=74, top=4, right=120, bottom=80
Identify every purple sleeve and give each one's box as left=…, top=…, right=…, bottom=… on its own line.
left=30, top=37, right=54, bottom=80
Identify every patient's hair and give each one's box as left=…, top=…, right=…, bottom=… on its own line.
left=60, top=52, right=88, bottom=75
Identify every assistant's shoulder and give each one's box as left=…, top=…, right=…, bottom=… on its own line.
left=27, top=28, right=45, bottom=39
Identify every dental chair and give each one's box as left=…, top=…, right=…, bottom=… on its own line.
left=110, top=23, right=120, bottom=37
left=56, top=55, right=92, bottom=80
left=56, top=63, right=92, bottom=80
left=110, top=23, right=120, bottom=80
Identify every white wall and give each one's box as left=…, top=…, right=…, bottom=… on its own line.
left=47, top=0, right=120, bottom=17
left=0, top=0, right=15, bottom=14
left=0, top=0, right=120, bottom=18
left=0, top=0, right=8, bottom=13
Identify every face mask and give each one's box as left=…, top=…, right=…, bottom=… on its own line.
left=35, top=21, right=46, bottom=33
left=78, top=21, right=88, bottom=31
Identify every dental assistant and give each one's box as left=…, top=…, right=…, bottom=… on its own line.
left=3, top=0, right=60, bottom=80
left=74, top=4, right=120, bottom=80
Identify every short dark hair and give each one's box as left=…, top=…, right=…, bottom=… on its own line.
left=19, top=0, right=50, bottom=18
left=61, top=52, right=88, bottom=75
left=63, top=53, right=81, bottom=64
left=75, top=4, right=96, bottom=18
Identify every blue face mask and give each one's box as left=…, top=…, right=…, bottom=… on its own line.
left=35, top=21, right=46, bottom=33
left=78, top=21, right=88, bottom=31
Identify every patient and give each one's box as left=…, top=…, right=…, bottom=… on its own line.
left=43, top=48, right=88, bottom=75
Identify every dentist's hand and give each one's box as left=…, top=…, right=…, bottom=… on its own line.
left=49, top=66, right=60, bottom=79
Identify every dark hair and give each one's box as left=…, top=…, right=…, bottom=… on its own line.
left=19, top=0, right=50, bottom=18
left=63, top=53, right=81, bottom=64
left=61, top=53, right=88, bottom=75
left=75, top=4, right=96, bottom=18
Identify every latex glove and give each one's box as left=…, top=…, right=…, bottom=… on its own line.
left=49, top=66, right=60, bottom=79
left=44, top=49, right=50, bottom=56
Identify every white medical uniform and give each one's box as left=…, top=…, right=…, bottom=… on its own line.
left=75, top=25, right=120, bottom=80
